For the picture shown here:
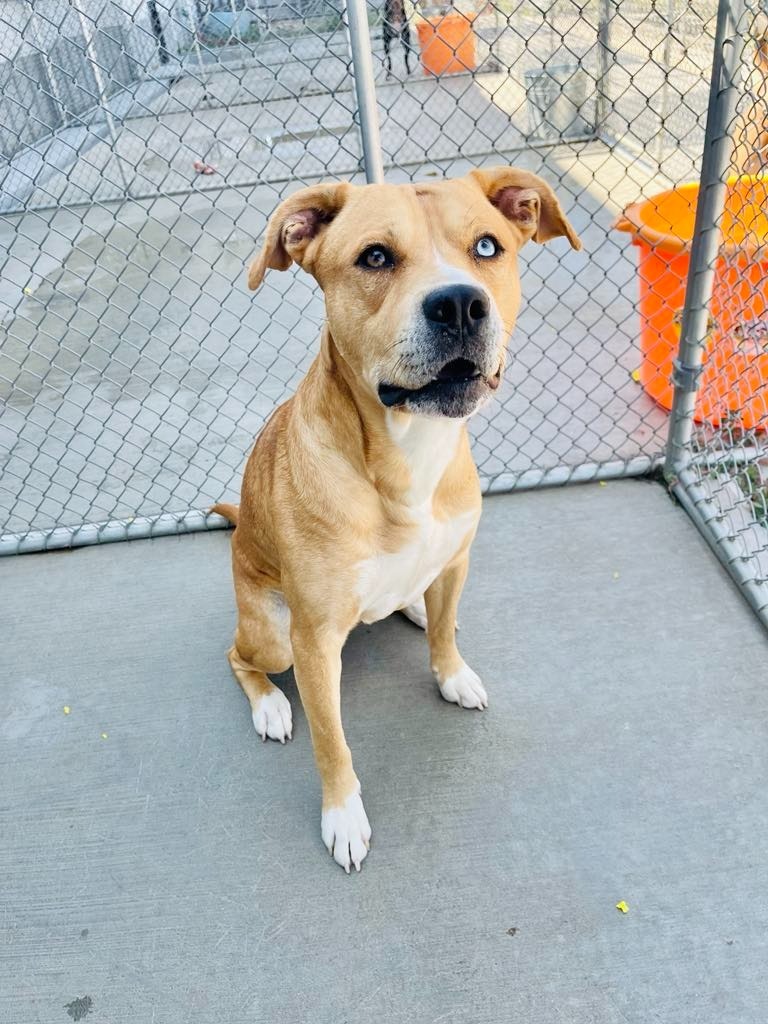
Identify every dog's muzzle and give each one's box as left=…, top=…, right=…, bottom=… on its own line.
left=378, top=357, right=501, bottom=409
left=377, top=284, right=503, bottom=417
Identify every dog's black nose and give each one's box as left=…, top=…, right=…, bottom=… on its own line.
left=422, top=285, right=489, bottom=334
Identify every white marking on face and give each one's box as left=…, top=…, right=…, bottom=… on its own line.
left=433, top=661, right=488, bottom=710
left=432, top=246, right=487, bottom=289
left=252, top=687, right=293, bottom=743
left=321, top=789, right=371, bottom=873
left=425, top=246, right=506, bottom=357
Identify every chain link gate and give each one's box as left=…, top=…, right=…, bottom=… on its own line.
left=0, top=0, right=766, bottom=628
left=663, top=0, right=768, bottom=629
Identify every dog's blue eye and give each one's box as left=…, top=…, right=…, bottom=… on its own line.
left=474, top=236, right=498, bottom=258
left=358, top=245, right=395, bottom=270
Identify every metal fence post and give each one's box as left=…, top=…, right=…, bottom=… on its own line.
left=343, top=0, right=385, bottom=184
left=30, top=8, right=66, bottom=128
left=654, top=0, right=676, bottom=163
left=71, top=0, right=132, bottom=196
left=595, top=0, right=614, bottom=134
left=663, top=0, right=746, bottom=479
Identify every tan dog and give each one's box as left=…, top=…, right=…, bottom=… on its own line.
left=213, top=167, right=580, bottom=871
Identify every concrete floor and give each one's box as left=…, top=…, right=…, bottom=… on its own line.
left=2, top=481, right=767, bottom=1024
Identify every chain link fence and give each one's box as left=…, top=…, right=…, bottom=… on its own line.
left=662, top=0, right=768, bottom=628
left=0, top=0, right=766, bottom=625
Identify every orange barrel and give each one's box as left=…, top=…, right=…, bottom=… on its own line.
left=416, top=12, right=476, bottom=76
left=615, top=176, right=768, bottom=429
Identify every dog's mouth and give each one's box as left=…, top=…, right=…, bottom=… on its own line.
left=378, top=358, right=502, bottom=409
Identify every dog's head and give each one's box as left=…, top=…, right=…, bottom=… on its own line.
left=248, top=168, right=581, bottom=418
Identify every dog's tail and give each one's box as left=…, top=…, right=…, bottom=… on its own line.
left=210, top=502, right=239, bottom=526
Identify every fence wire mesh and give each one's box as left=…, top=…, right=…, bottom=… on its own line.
left=666, top=0, right=768, bottom=626
left=0, top=0, right=759, bottom=575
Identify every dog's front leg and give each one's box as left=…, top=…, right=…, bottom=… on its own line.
left=291, top=620, right=371, bottom=872
left=425, top=554, right=488, bottom=711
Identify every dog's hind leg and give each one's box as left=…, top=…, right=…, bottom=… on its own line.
left=228, top=643, right=293, bottom=743
left=228, top=553, right=294, bottom=743
left=425, top=554, right=487, bottom=710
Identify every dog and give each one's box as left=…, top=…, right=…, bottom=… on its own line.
left=382, top=0, right=413, bottom=78
left=213, top=167, right=580, bottom=871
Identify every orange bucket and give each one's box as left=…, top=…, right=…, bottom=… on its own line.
left=416, top=12, right=476, bottom=76
left=615, top=176, right=768, bottom=429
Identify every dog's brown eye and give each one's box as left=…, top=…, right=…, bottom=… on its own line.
left=474, top=235, right=500, bottom=259
left=357, top=245, right=395, bottom=270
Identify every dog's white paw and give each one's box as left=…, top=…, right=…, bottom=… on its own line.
left=400, top=598, right=428, bottom=630
left=321, top=791, right=371, bottom=873
left=435, top=662, right=488, bottom=710
left=252, top=688, right=293, bottom=743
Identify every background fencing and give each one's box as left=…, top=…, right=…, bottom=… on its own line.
left=0, top=0, right=766, bottom=625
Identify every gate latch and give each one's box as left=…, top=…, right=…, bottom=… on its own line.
left=672, top=359, right=704, bottom=393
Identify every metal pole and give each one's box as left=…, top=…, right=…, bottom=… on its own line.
left=71, top=0, right=132, bottom=195
left=30, top=9, right=67, bottom=126
left=344, top=0, right=385, bottom=183
left=5, top=445, right=768, bottom=556
left=229, top=0, right=242, bottom=45
left=664, top=0, right=746, bottom=478
left=595, top=0, right=613, bottom=134
left=654, top=0, right=676, bottom=163
left=0, top=457, right=658, bottom=555
left=184, top=0, right=211, bottom=98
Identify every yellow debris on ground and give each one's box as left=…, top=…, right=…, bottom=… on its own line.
left=62, top=705, right=71, bottom=715
left=616, top=901, right=629, bottom=914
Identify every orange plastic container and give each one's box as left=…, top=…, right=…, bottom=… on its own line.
left=615, top=177, right=768, bottom=429
left=416, top=12, right=476, bottom=76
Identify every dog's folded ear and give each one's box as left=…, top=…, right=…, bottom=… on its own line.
left=248, top=182, right=351, bottom=289
left=468, top=166, right=582, bottom=250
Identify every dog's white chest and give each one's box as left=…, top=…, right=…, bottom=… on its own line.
left=356, top=507, right=476, bottom=624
